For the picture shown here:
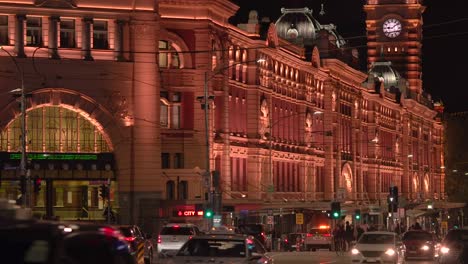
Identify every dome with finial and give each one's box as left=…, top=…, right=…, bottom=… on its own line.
left=274, top=7, right=347, bottom=48
left=364, top=60, right=408, bottom=97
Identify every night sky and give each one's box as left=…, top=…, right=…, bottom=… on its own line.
left=230, top=0, right=468, bottom=113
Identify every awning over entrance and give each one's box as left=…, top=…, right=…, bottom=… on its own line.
left=413, top=201, right=466, bottom=210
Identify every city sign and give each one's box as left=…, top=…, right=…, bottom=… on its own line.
left=174, top=210, right=204, bottom=217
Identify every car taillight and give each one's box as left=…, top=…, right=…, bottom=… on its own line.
left=323, top=234, right=331, bottom=237
left=125, top=236, right=136, bottom=242
left=158, top=236, right=162, bottom=244
left=306, top=233, right=313, bottom=237
left=189, top=236, right=193, bottom=240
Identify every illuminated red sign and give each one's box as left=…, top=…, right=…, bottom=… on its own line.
left=174, top=210, right=204, bottom=217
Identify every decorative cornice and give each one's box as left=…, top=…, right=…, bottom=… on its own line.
left=35, top=0, right=77, bottom=8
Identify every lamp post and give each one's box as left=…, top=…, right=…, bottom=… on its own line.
left=197, top=58, right=265, bottom=226
left=0, top=46, right=29, bottom=208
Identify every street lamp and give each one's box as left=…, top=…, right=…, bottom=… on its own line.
left=197, top=58, right=265, bottom=225
left=0, top=46, right=29, bottom=208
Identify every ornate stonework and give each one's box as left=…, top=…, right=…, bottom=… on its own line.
left=259, top=98, right=270, bottom=139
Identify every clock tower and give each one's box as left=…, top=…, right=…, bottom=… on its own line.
left=364, top=0, right=425, bottom=93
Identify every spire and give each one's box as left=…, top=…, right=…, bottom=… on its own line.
left=319, top=2, right=326, bottom=16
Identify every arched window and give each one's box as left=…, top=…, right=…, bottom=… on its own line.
left=166, top=180, right=175, bottom=200
left=0, top=106, right=111, bottom=153
left=178, top=180, right=188, bottom=200
left=159, top=40, right=180, bottom=69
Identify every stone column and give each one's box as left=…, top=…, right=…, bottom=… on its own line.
left=15, top=14, right=26, bottom=58
left=48, top=16, right=60, bottom=59
left=81, top=18, right=93, bottom=61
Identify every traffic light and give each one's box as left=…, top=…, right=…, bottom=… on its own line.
left=388, top=186, right=398, bottom=213
left=389, top=186, right=398, bottom=204
left=204, top=208, right=214, bottom=219
left=354, top=209, right=361, bottom=220
left=99, top=184, right=109, bottom=200
left=33, top=176, right=42, bottom=193
left=331, top=202, right=341, bottom=219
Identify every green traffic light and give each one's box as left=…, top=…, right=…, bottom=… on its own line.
left=355, top=215, right=361, bottom=220
left=204, top=209, right=213, bottom=218
left=332, top=212, right=339, bottom=218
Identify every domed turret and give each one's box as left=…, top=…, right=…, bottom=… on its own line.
left=364, top=61, right=407, bottom=98
left=275, top=7, right=322, bottom=45
left=274, top=7, right=347, bottom=48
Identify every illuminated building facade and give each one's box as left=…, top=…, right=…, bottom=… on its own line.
left=0, top=0, right=445, bottom=232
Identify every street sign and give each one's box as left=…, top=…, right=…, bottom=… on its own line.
left=213, top=215, right=222, bottom=227
left=296, top=213, right=304, bottom=225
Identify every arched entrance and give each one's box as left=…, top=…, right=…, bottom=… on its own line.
left=0, top=89, right=120, bottom=221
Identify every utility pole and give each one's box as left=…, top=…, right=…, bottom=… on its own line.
left=1, top=47, right=29, bottom=208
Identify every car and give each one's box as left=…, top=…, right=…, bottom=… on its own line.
left=237, top=223, right=267, bottom=247
left=164, top=233, right=272, bottom=264
left=304, top=225, right=332, bottom=251
left=0, top=219, right=135, bottom=264
left=351, top=231, right=405, bottom=264
left=438, top=228, right=468, bottom=264
left=402, top=230, right=439, bottom=260
left=116, top=225, right=154, bottom=264
left=283, top=233, right=307, bottom=251
left=157, top=223, right=201, bottom=257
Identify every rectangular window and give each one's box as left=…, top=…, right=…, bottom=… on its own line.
left=174, top=153, right=184, bottom=169
left=161, top=153, right=170, bottom=169
left=171, top=105, right=180, bottom=129
left=0, top=15, right=8, bottom=45
left=60, top=19, right=75, bottom=48
left=93, top=20, right=108, bottom=49
left=159, top=40, right=169, bottom=67
left=26, top=17, right=42, bottom=46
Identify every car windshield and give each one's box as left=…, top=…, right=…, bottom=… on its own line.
left=403, top=232, right=432, bottom=241
left=309, top=228, right=330, bottom=235
left=359, top=234, right=395, bottom=244
left=160, top=226, right=193, bottom=235
left=118, top=227, right=133, bottom=237
left=177, top=239, right=246, bottom=258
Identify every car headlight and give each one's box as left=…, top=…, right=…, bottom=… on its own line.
left=351, top=248, right=360, bottom=255
left=440, top=246, right=450, bottom=254
left=421, top=245, right=430, bottom=251
left=385, top=248, right=396, bottom=256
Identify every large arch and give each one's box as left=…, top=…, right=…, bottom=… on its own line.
left=0, top=88, right=123, bottom=150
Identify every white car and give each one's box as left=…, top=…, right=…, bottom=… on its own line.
left=163, top=233, right=272, bottom=264
left=157, top=223, right=201, bottom=257
left=351, top=231, right=406, bottom=264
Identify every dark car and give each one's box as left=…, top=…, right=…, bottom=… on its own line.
left=402, top=230, right=439, bottom=260
left=237, top=224, right=266, bottom=247
left=438, top=228, right=468, bottom=264
left=116, top=225, right=154, bottom=264
left=282, top=233, right=307, bottom=251
left=0, top=219, right=135, bottom=264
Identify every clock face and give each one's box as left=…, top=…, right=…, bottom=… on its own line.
left=382, top=18, right=402, bottom=38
